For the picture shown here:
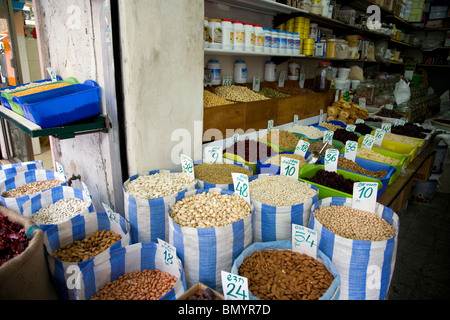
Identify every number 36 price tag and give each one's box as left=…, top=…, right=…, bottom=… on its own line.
left=221, top=271, right=249, bottom=300
left=324, top=149, right=339, bottom=173
left=352, top=182, right=378, bottom=213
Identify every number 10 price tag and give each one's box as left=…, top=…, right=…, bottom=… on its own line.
left=232, top=173, right=250, bottom=204
left=352, top=182, right=378, bottom=213
left=221, top=271, right=249, bottom=300
left=292, top=224, right=317, bottom=260
left=280, top=157, right=300, bottom=179
left=324, top=149, right=339, bottom=173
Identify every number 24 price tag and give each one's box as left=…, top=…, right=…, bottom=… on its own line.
left=352, top=182, right=378, bottom=213
left=204, top=146, right=223, bottom=163
left=292, top=224, right=317, bottom=260
left=232, top=173, right=250, bottom=204
left=221, top=271, right=249, bottom=300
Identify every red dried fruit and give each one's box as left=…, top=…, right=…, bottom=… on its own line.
left=0, top=213, right=30, bottom=267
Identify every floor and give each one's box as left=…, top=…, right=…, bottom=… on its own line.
left=388, top=191, right=450, bottom=300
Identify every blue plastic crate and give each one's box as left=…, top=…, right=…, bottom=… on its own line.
left=12, top=80, right=101, bottom=128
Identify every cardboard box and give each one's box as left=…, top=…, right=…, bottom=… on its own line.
left=177, top=282, right=225, bottom=300
left=414, top=151, right=436, bottom=182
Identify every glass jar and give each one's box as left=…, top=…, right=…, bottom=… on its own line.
left=314, top=62, right=332, bottom=92
left=354, top=80, right=375, bottom=106
left=395, top=102, right=412, bottom=122
left=335, top=39, right=349, bottom=59
left=326, top=38, right=336, bottom=58
left=374, top=91, right=395, bottom=108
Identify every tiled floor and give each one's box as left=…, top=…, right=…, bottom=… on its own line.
left=388, top=191, right=450, bottom=300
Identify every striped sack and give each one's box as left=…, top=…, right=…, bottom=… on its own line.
left=308, top=197, right=399, bottom=300
left=43, top=210, right=131, bottom=300
left=231, top=240, right=341, bottom=300
left=0, top=160, right=44, bottom=181
left=168, top=188, right=254, bottom=291
left=0, top=169, right=66, bottom=213
left=123, top=170, right=196, bottom=244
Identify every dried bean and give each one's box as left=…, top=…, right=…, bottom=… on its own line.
left=288, top=125, right=324, bottom=139
left=337, top=157, right=387, bottom=178
left=263, top=153, right=306, bottom=169
left=383, top=132, right=421, bottom=146
left=214, top=85, right=269, bottom=102
left=203, top=90, right=235, bottom=108
left=194, top=163, right=252, bottom=184
left=2, top=179, right=64, bottom=198
left=31, top=198, right=90, bottom=225
left=260, top=129, right=300, bottom=150
left=356, top=149, right=399, bottom=166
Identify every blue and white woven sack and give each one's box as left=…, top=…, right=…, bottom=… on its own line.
left=168, top=188, right=254, bottom=291
left=74, top=242, right=187, bottom=300
left=0, top=169, right=66, bottom=213
left=123, top=170, right=196, bottom=244
left=231, top=240, right=341, bottom=300
left=0, top=160, right=44, bottom=181
left=194, top=159, right=253, bottom=191
left=308, top=197, right=399, bottom=300
left=250, top=174, right=319, bottom=242
left=21, top=186, right=95, bottom=232
left=43, top=211, right=131, bottom=300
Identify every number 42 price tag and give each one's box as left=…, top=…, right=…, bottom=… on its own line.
left=352, top=182, right=378, bottom=213
left=221, top=271, right=249, bottom=300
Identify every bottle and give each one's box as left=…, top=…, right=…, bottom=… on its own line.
left=244, top=22, right=255, bottom=52
left=314, top=62, right=332, bottom=92
left=208, top=19, right=222, bottom=49
left=271, top=29, right=279, bottom=54
left=279, top=31, right=287, bottom=54
left=233, top=21, right=244, bottom=51
left=293, top=32, right=301, bottom=55
left=264, top=61, right=277, bottom=82
left=263, top=28, right=272, bottom=53
left=326, top=38, right=336, bottom=58
left=234, top=60, right=247, bottom=84
left=254, top=24, right=264, bottom=53
left=207, top=60, right=221, bottom=85
left=286, top=32, right=294, bottom=55
left=221, top=19, right=233, bottom=50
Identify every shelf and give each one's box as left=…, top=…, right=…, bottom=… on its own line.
left=389, top=39, right=416, bottom=48
left=0, top=105, right=109, bottom=140
left=205, top=47, right=306, bottom=57
left=418, top=63, right=450, bottom=68
left=205, top=0, right=308, bottom=15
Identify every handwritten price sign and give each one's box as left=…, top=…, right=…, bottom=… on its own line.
left=352, top=182, right=378, bottom=213
left=295, top=140, right=310, bottom=157
left=181, top=154, right=195, bottom=180
left=232, top=173, right=250, bottom=204
left=204, top=146, right=223, bottom=163
left=221, top=271, right=249, bottom=300
left=292, top=224, right=317, bottom=259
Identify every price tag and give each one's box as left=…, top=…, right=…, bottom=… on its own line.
left=394, top=119, right=405, bottom=126
left=221, top=271, right=249, bottom=300
left=157, top=239, right=179, bottom=276
left=355, top=119, right=365, bottom=124
left=267, top=120, right=274, bottom=132
left=180, top=154, right=195, bottom=180
left=232, top=173, right=250, bottom=204
left=352, top=182, right=378, bottom=213
left=385, top=104, right=393, bottom=110
left=323, top=130, right=334, bottom=145
left=252, top=76, right=260, bottom=92
left=233, top=133, right=239, bottom=143
left=55, top=161, right=65, bottom=177
left=292, top=224, right=317, bottom=259
left=346, top=124, right=356, bottom=132
left=295, top=140, right=310, bottom=157
left=278, top=71, right=286, bottom=87
left=401, top=117, right=408, bottom=123
left=344, top=140, right=358, bottom=162
left=81, top=182, right=91, bottom=199
left=299, top=73, right=305, bottom=88
left=358, top=98, right=366, bottom=109
left=324, top=149, right=339, bottom=173
left=319, top=109, right=324, bottom=124
left=47, top=67, right=57, bottom=82
left=373, top=128, right=385, bottom=146
left=102, top=202, right=117, bottom=223
left=204, top=146, right=223, bottom=163
left=280, top=157, right=300, bottom=179
left=361, top=134, right=375, bottom=150
left=222, top=76, right=232, bottom=86
left=293, top=114, right=298, bottom=125
left=381, top=122, right=392, bottom=133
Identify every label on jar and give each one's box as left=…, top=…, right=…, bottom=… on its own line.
left=295, top=140, right=310, bottom=157
left=352, top=182, right=378, bottom=213
left=280, top=157, right=300, bottom=179
left=292, top=224, right=317, bottom=259
left=204, top=146, right=223, bottom=163
left=232, top=173, right=250, bottom=204
left=361, top=135, right=375, bottom=150
left=374, top=129, right=385, bottom=146
left=344, top=140, right=358, bottom=162
left=234, top=31, right=245, bottom=44
left=221, top=271, right=249, bottom=300
left=324, top=149, right=339, bottom=173
left=358, top=98, right=366, bottom=108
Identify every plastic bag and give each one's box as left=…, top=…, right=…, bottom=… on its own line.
left=394, top=79, right=411, bottom=105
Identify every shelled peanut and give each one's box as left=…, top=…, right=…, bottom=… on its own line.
left=203, top=89, right=235, bottom=108
left=1, top=180, right=64, bottom=198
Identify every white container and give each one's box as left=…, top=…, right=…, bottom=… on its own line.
left=204, top=17, right=209, bottom=48
left=244, top=22, right=255, bottom=52
left=351, top=80, right=361, bottom=89
left=288, top=62, right=300, bottom=80
left=221, top=18, right=233, bottom=50
left=293, top=32, right=301, bottom=54
left=337, top=67, right=350, bottom=80
left=271, top=29, right=280, bottom=54
left=233, top=21, right=244, bottom=51
left=263, top=28, right=272, bottom=53
left=234, top=60, right=247, bottom=84
left=279, top=31, right=287, bottom=54
left=345, top=79, right=351, bottom=91
left=322, top=0, right=330, bottom=17
left=314, top=42, right=325, bottom=56
left=264, top=61, right=277, bottom=82
left=208, top=18, right=222, bottom=49
left=254, top=24, right=264, bottom=53
left=286, top=32, right=294, bottom=55
left=207, top=60, right=221, bottom=85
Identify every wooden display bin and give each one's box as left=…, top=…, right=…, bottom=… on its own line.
left=413, top=151, right=436, bottom=182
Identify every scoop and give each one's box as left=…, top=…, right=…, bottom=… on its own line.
left=305, top=142, right=328, bottom=164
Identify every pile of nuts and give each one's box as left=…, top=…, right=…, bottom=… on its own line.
left=194, top=163, right=252, bottom=184
left=238, top=249, right=334, bottom=300
left=1, top=179, right=64, bottom=198
left=170, top=191, right=252, bottom=228
left=313, top=205, right=396, bottom=241
left=263, top=154, right=307, bottom=169
left=52, top=229, right=122, bottom=262
left=356, top=149, right=399, bottom=166
left=259, top=88, right=290, bottom=98
left=31, top=198, right=91, bottom=225
left=337, top=157, right=387, bottom=178
left=203, top=90, right=235, bottom=108
left=319, top=122, right=343, bottom=131
left=249, top=175, right=317, bottom=207
left=288, top=125, right=324, bottom=139
left=260, top=129, right=300, bottom=150
left=125, top=172, right=196, bottom=200
left=214, top=85, right=269, bottom=102
left=90, top=269, right=177, bottom=300
left=383, top=132, right=421, bottom=146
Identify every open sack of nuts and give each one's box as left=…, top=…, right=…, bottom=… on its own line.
left=0, top=160, right=44, bottom=181
left=74, top=242, right=186, bottom=300
left=168, top=188, right=254, bottom=292
left=43, top=210, right=131, bottom=300
left=194, top=160, right=253, bottom=190
left=0, top=169, right=66, bottom=213
left=123, top=170, right=197, bottom=244
left=326, top=99, right=369, bottom=124
left=308, top=197, right=399, bottom=300
left=231, top=241, right=340, bottom=300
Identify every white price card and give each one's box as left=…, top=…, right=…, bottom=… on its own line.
left=381, top=122, right=392, bottom=133
left=346, top=124, right=356, bottom=132
left=295, top=140, right=310, bottom=157
left=278, top=71, right=286, bottom=87
left=180, top=154, right=195, bottom=180
left=81, top=182, right=91, bottom=199
left=47, top=67, right=57, bottom=82
left=361, top=134, right=375, bottom=150
left=204, top=146, right=223, bottom=163
left=401, top=117, right=408, bottom=123
left=373, top=128, right=385, bottom=146
left=319, top=109, right=324, bottom=124
left=355, top=119, right=365, bottom=124
left=358, top=98, right=366, bottom=109
left=268, top=119, right=274, bottom=132
left=222, top=76, right=232, bottom=86
left=385, top=104, right=393, bottom=110
left=157, top=239, right=179, bottom=276
left=323, top=130, right=334, bottom=145
left=102, top=202, right=117, bottom=223
left=280, top=157, right=300, bottom=179
left=324, top=148, right=339, bottom=173
left=352, top=182, right=378, bottom=213
left=233, top=133, right=239, bottom=143
left=221, top=271, right=249, bottom=300
left=232, top=173, right=250, bottom=204
left=344, top=140, right=358, bottom=162
left=394, top=119, right=405, bottom=126
left=252, top=76, right=260, bottom=92
left=55, top=161, right=64, bottom=176
left=294, top=114, right=298, bottom=125
left=292, top=224, right=317, bottom=259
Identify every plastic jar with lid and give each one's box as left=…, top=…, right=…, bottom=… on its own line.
left=207, top=60, right=221, bottom=85
left=264, top=61, right=277, bottom=82
left=233, top=21, right=244, bottom=51
left=234, top=60, right=248, bottom=84
left=335, top=39, right=349, bottom=59
left=279, top=31, right=287, bottom=54
left=326, top=38, right=336, bottom=58
left=208, top=19, right=222, bottom=49
left=354, top=81, right=375, bottom=106
left=271, top=29, right=280, bottom=54
left=263, top=28, right=272, bottom=53
left=254, top=24, right=264, bottom=53
left=286, top=32, right=294, bottom=55
left=293, top=33, right=301, bottom=54
left=244, top=22, right=255, bottom=52
left=221, top=19, right=233, bottom=50
left=313, top=62, right=332, bottom=92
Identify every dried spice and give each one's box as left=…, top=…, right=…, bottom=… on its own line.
left=0, top=213, right=30, bottom=267
left=304, top=169, right=355, bottom=194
